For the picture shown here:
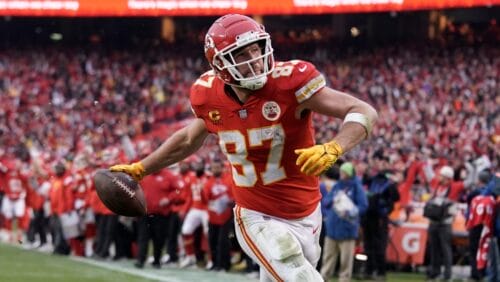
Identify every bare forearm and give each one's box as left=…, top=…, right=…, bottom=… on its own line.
left=333, top=103, right=378, bottom=153
left=303, top=88, right=378, bottom=153
left=141, top=120, right=208, bottom=175
left=332, top=123, right=368, bottom=153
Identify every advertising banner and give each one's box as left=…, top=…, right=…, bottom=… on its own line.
left=386, top=223, right=429, bottom=265
left=0, top=0, right=496, bottom=16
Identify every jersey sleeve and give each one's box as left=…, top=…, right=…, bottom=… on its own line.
left=276, top=60, right=327, bottom=104
left=189, top=71, right=214, bottom=135
left=189, top=82, right=207, bottom=120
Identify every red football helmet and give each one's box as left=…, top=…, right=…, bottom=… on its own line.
left=204, top=14, right=274, bottom=90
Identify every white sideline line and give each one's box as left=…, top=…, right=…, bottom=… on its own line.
left=70, top=256, right=182, bottom=282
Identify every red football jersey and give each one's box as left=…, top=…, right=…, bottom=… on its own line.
left=190, top=60, right=325, bottom=219
left=203, top=173, right=234, bottom=225
left=49, top=174, right=75, bottom=215
left=72, top=171, right=90, bottom=202
left=171, top=171, right=194, bottom=214
left=140, top=169, right=181, bottom=215
left=4, top=170, right=29, bottom=200
left=189, top=175, right=208, bottom=210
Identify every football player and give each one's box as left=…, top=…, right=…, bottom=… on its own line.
left=178, top=160, right=210, bottom=268
left=1, top=158, right=29, bottom=243
left=111, top=14, right=377, bottom=281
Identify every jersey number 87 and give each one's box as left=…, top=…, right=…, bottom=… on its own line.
left=219, top=124, right=286, bottom=187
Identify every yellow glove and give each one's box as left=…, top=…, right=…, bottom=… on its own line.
left=294, top=141, right=343, bottom=176
left=109, top=162, right=146, bottom=181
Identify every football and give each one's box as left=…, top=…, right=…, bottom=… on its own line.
left=93, top=169, right=147, bottom=217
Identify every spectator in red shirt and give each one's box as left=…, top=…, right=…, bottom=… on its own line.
left=428, top=164, right=468, bottom=202
left=1, top=158, right=30, bottom=242
left=48, top=162, right=73, bottom=255
left=135, top=168, right=180, bottom=269
left=178, top=160, right=209, bottom=268
left=203, top=159, right=234, bottom=272
left=164, top=160, right=192, bottom=265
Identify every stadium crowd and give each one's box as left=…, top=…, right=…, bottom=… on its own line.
left=0, top=29, right=498, bottom=281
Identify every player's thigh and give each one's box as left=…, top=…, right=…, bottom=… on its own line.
left=181, top=209, right=202, bottom=235
left=234, top=206, right=322, bottom=281
left=287, top=205, right=322, bottom=266
left=1, top=197, right=14, bottom=219
left=200, top=210, right=209, bottom=234
left=13, top=199, right=25, bottom=218
left=233, top=208, right=290, bottom=281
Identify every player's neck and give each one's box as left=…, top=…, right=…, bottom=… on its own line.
left=230, top=86, right=251, bottom=104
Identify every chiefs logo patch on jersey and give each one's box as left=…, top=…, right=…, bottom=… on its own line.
left=262, top=101, right=281, bottom=121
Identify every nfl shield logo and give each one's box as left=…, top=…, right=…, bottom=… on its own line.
left=239, top=109, right=248, bottom=119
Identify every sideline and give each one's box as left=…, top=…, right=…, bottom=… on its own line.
left=70, top=256, right=180, bottom=282
left=4, top=242, right=179, bottom=282
left=4, top=241, right=255, bottom=282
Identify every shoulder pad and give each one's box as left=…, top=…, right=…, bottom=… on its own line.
left=272, top=60, right=326, bottom=103
left=190, top=70, right=217, bottom=107
left=272, top=60, right=322, bottom=90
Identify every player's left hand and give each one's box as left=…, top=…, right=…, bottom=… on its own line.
left=294, top=141, right=343, bottom=176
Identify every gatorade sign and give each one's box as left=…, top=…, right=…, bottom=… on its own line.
left=386, top=224, right=428, bottom=264
left=402, top=231, right=421, bottom=254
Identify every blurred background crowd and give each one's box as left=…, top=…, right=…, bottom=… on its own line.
left=0, top=6, right=499, bottom=282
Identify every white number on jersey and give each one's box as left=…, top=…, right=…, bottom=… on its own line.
left=218, top=124, right=286, bottom=187
left=194, top=70, right=216, bottom=88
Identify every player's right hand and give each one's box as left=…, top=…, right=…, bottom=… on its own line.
left=109, top=162, right=145, bottom=182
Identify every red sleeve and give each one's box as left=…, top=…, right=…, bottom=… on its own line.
left=275, top=60, right=326, bottom=104
left=202, top=178, right=214, bottom=203
left=189, top=71, right=215, bottom=120
left=404, top=161, right=420, bottom=186
left=449, top=181, right=465, bottom=201
left=429, top=177, right=439, bottom=191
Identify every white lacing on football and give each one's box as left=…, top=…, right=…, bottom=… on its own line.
left=112, top=177, right=136, bottom=198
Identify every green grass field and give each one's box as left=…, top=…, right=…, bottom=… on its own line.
left=0, top=243, right=428, bottom=282
left=0, top=243, right=156, bottom=282
left=0, top=243, right=255, bottom=282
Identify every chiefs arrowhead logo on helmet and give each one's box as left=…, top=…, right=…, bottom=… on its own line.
left=204, top=35, right=215, bottom=53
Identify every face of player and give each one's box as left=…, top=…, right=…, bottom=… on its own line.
left=232, top=43, right=264, bottom=79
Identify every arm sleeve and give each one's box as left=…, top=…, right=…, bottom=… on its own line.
left=289, top=61, right=326, bottom=104
left=404, top=161, right=420, bottom=186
